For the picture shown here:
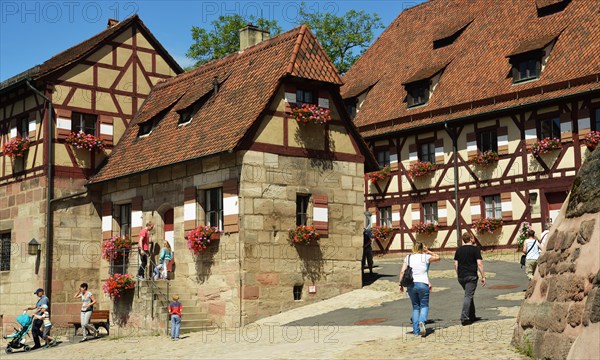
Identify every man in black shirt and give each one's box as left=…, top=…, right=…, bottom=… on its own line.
left=454, top=232, right=486, bottom=325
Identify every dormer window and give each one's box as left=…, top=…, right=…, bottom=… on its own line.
left=510, top=51, right=542, bottom=83
left=178, top=110, right=193, bottom=125
left=433, top=20, right=473, bottom=49
left=296, top=89, right=315, bottom=105
left=536, top=0, right=571, bottom=17
left=138, top=120, right=154, bottom=137
left=406, top=81, right=430, bottom=107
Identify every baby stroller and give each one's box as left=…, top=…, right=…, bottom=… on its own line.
left=3, top=312, right=34, bottom=354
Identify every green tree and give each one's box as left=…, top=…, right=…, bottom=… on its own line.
left=297, top=4, right=383, bottom=74
left=186, top=14, right=282, bottom=68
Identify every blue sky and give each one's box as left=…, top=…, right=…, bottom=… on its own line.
left=0, top=1, right=425, bottom=80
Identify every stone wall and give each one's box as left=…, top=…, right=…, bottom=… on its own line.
left=239, top=150, right=364, bottom=324
left=513, top=148, right=600, bottom=359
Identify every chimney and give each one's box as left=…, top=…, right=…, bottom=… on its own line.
left=239, top=23, right=270, bottom=51
left=107, top=19, right=119, bottom=28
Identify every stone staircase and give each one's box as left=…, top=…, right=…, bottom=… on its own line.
left=147, top=280, right=215, bottom=334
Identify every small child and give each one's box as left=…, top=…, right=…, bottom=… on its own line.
left=168, top=295, right=182, bottom=340
left=34, top=304, right=56, bottom=348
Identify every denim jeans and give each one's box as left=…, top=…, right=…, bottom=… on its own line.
left=407, top=282, right=430, bottom=335
left=171, top=315, right=181, bottom=338
left=458, top=276, right=478, bottom=322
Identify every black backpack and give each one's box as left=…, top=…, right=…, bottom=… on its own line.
left=400, top=254, right=414, bottom=287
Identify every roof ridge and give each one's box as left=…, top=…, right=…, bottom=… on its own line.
left=154, top=26, right=305, bottom=90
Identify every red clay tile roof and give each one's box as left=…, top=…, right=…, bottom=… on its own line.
left=0, top=15, right=182, bottom=90
left=91, top=25, right=343, bottom=183
left=341, top=0, right=600, bottom=137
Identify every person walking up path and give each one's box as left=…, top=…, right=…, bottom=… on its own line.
left=454, top=233, right=486, bottom=326
left=74, top=283, right=98, bottom=342
left=522, top=229, right=541, bottom=280
left=399, top=242, right=440, bottom=337
left=25, top=288, right=49, bottom=350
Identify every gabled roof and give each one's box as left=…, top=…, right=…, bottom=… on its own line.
left=0, top=15, right=182, bottom=90
left=91, top=25, right=344, bottom=183
left=341, top=0, right=600, bottom=137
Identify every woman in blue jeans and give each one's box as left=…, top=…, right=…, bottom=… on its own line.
left=399, top=242, right=440, bottom=337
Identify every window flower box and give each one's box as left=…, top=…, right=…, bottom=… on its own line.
left=583, top=131, right=600, bottom=151
left=472, top=218, right=503, bottom=234
left=2, top=137, right=30, bottom=158
left=407, top=161, right=438, bottom=178
left=411, top=222, right=439, bottom=234
left=468, top=151, right=499, bottom=167
left=186, top=226, right=222, bottom=254
left=531, top=137, right=562, bottom=156
left=65, top=131, right=105, bottom=151
left=291, top=104, right=331, bottom=125
left=372, top=225, right=394, bottom=243
left=102, top=273, right=135, bottom=299
left=367, top=165, right=392, bottom=182
left=101, top=235, right=132, bottom=261
left=288, top=225, right=320, bottom=246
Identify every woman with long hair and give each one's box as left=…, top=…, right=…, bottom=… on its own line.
left=399, top=242, right=440, bottom=337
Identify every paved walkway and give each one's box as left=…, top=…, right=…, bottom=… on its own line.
left=5, top=256, right=528, bottom=359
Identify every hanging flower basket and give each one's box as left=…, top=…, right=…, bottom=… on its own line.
left=288, top=225, right=320, bottom=246
left=65, top=131, right=105, bottom=151
left=531, top=137, right=562, bottom=156
left=101, top=235, right=132, bottom=261
left=372, top=225, right=394, bottom=243
left=411, top=222, right=439, bottom=234
left=516, top=222, right=533, bottom=251
left=583, top=131, right=600, bottom=151
left=102, top=273, right=135, bottom=299
left=468, top=151, right=499, bottom=167
left=472, top=218, right=503, bottom=234
left=407, top=161, right=438, bottom=178
left=186, top=226, right=222, bottom=254
left=2, top=137, right=30, bottom=158
left=367, top=165, right=392, bottom=182
left=291, top=104, right=331, bottom=125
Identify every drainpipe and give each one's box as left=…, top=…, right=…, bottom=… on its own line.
left=444, top=121, right=461, bottom=247
left=26, top=80, right=55, bottom=302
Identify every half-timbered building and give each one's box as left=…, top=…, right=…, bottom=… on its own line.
left=88, top=24, right=375, bottom=329
left=0, top=15, right=182, bottom=324
left=342, top=0, right=600, bottom=252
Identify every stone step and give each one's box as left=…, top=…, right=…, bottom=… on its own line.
left=179, top=318, right=214, bottom=328
left=181, top=312, right=209, bottom=320
left=156, top=298, right=198, bottom=307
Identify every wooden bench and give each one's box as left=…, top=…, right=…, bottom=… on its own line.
left=68, top=310, right=110, bottom=336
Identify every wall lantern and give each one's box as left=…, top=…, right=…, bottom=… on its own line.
left=28, top=238, right=40, bottom=256
left=529, top=192, right=538, bottom=205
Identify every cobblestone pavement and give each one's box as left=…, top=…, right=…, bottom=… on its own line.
left=6, top=257, right=528, bottom=359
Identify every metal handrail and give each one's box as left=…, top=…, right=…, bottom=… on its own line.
left=108, top=246, right=171, bottom=335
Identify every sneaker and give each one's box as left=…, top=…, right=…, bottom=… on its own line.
left=50, top=339, right=57, bottom=347
left=136, top=275, right=145, bottom=280
left=419, top=322, right=426, bottom=337
left=94, top=329, right=100, bottom=338
left=79, top=338, right=87, bottom=343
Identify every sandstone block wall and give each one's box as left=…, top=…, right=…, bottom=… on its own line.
left=513, top=149, right=600, bottom=360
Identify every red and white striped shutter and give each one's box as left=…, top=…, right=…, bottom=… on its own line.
left=390, top=149, right=399, bottom=171
left=560, top=112, right=572, bottom=142
left=312, top=194, right=328, bottom=237
left=437, top=200, right=447, bottom=226
left=435, top=139, right=444, bottom=164
left=408, top=143, right=418, bottom=165
left=27, top=113, right=37, bottom=139
left=466, top=132, right=477, bottom=160
left=392, top=204, right=401, bottom=228
left=411, top=203, right=421, bottom=226
left=102, top=201, right=113, bottom=241
left=524, top=118, right=537, bottom=146
left=9, top=119, right=17, bottom=139
left=223, top=179, right=239, bottom=233
left=470, top=196, right=481, bottom=222
left=183, top=187, right=197, bottom=233
left=577, top=108, right=591, bottom=137
left=501, top=193, right=513, bottom=221
left=131, top=196, right=143, bottom=238
left=164, top=209, right=174, bottom=252
left=56, top=108, right=72, bottom=140
left=497, top=127, right=508, bottom=155
left=99, top=115, right=114, bottom=145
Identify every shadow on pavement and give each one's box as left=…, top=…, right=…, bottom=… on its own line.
left=362, top=273, right=394, bottom=286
